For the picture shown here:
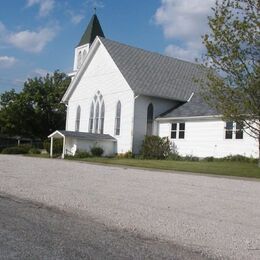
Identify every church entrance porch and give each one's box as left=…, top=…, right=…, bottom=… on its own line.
left=48, top=130, right=117, bottom=158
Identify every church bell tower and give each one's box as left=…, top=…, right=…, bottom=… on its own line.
left=72, top=14, right=105, bottom=73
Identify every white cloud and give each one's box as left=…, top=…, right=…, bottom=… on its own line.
left=7, top=27, right=57, bottom=53
left=165, top=45, right=199, bottom=62
left=26, top=0, right=55, bottom=17
left=0, top=22, right=6, bottom=33
left=67, top=10, right=85, bottom=25
left=71, top=14, right=85, bottom=25
left=0, top=22, right=7, bottom=43
left=0, top=56, right=17, bottom=68
left=85, top=0, right=104, bottom=9
left=34, top=68, right=50, bottom=76
left=154, top=0, right=215, bottom=61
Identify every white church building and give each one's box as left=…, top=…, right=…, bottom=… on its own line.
left=49, top=15, right=258, bottom=158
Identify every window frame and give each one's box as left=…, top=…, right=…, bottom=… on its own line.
left=114, top=101, right=121, bottom=136
left=146, top=103, right=154, bottom=136
left=77, top=51, right=82, bottom=69
left=225, top=121, right=243, bottom=140
left=170, top=122, right=185, bottom=140
left=75, top=105, right=81, bottom=132
left=88, top=102, right=94, bottom=133
left=100, top=101, right=105, bottom=134
left=88, top=91, right=105, bottom=134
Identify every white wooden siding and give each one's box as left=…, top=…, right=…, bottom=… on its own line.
left=132, top=96, right=179, bottom=154
left=66, top=43, right=134, bottom=153
left=158, top=120, right=258, bottom=158
left=65, top=137, right=115, bottom=156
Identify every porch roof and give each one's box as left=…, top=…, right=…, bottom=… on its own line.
left=48, top=130, right=116, bottom=141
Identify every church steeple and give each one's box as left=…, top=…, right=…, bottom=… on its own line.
left=73, top=14, right=105, bottom=72
left=77, top=14, right=105, bottom=47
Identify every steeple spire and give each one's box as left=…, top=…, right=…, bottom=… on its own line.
left=77, top=14, right=105, bottom=47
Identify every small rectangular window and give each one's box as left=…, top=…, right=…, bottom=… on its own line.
left=171, top=123, right=185, bottom=139
left=235, top=122, right=243, bottom=139
left=225, top=121, right=243, bottom=139
left=171, top=123, right=177, bottom=139
left=225, top=121, right=233, bottom=139
left=179, top=123, right=185, bottom=139
left=171, top=131, right=177, bottom=139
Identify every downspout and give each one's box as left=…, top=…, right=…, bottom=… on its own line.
left=131, top=94, right=140, bottom=154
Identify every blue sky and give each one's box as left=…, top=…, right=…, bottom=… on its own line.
left=0, top=0, right=215, bottom=93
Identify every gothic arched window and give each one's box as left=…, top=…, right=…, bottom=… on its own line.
left=75, top=105, right=81, bottom=132
left=77, top=51, right=82, bottom=69
left=88, top=91, right=105, bottom=134
left=146, top=103, right=153, bottom=136
left=83, top=49, right=87, bottom=61
left=89, top=102, right=94, bottom=133
left=100, top=102, right=105, bottom=134
left=115, top=101, right=121, bottom=135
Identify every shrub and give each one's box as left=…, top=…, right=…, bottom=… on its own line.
left=91, top=147, right=104, bottom=157
left=117, top=151, right=134, bottom=159
left=140, top=136, right=171, bottom=159
left=167, top=152, right=183, bottom=161
left=221, top=154, right=257, bottom=163
left=2, top=146, right=29, bottom=154
left=203, top=156, right=215, bottom=162
left=75, top=150, right=91, bottom=158
left=28, top=148, right=41, bottom=154
left=19, top=144, right=32, bottom=152
left=43, top=139, right=63, bottom=154
left=184, top=154, right=200, bottom=161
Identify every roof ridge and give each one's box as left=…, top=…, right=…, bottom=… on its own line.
left=97, top=36, right=207, bottom=102
left=99, top=37, right=201, bottom=67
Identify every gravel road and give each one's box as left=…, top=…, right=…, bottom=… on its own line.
left=0, top=194, right=210, bottom=260
left=0, top=155, right=260, bottom=259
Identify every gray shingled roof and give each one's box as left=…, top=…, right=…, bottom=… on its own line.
left=59, top=131, right=116, bottom=141
left=100, top=37, right=206, bottom=101
left=160, top=94, right=219, bottom=118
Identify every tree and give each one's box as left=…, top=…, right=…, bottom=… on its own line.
left=202, top=0, right=260, bottom=165
left=0, top=71, right=71, bottom=139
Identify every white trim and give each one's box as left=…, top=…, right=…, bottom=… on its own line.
left=187, top=92, right=194, bottom=102
left=156, top=115, right=222, bottom=121
left=62, top=136, right=66, bottom=159
left=68, top=71, right=76, bottom=77
left=48, top=130, right=65, bottom=139
left=50, top=137, right=53, bottom=158
left=62, top=38, right=101, bottom=103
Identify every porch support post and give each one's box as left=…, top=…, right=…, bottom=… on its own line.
left=50, top=137, right=53, bottom=158
left=62, top=136, right=66, bottom=159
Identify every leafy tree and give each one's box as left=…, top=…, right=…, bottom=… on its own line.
left=0, top=71, right=71, bottom=139
left=202, top=0, right=260, bottom=165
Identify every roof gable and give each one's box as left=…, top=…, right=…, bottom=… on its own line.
left=62, top=38, right=132, bottom=103
left=63, top=37, right=208, bottom=103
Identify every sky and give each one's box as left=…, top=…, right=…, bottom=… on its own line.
left=0, top=0, right=216, bottom=93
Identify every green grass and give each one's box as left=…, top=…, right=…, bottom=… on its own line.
left=66, top=157, right=260, bottom=179
left=22, top=153, right=260, bottom=179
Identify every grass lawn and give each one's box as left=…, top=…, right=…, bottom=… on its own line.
left=66, top=157, right=260, bottom=179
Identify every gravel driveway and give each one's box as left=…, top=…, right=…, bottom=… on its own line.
left=0, top=155, right=260, bottom=259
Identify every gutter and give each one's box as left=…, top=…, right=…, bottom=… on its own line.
left=155, top=115, right=222, bottom=121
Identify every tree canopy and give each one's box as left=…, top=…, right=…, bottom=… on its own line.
left=202, top=0, right=260, bottom=162
left=0, top=71, right=71, bottom=139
